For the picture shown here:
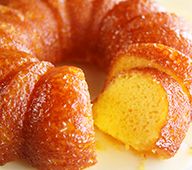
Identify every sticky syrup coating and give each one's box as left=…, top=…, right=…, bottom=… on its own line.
left=0, top=5, right=47, bottom=57
left=109, top=43, right=192, bottom=99
left=145, top=68, right=191, bottom=157
left=0, top=0, right=190, bottom=168
left=42, top=0, right=93, bottom=61
left=0, top=0, right=62, bottom=63
left=87, top=0, right=126, bottom=51
left=100, top=11, right=192, bottom=67
left=98, top=0, right=164, bottom=67
left=0, top=61, right=53, bottom=165
left=42, top=0, right=73, bottom=56
left=0, top=5, right=32, bottom=54
left=22, top=66, right=96, bottom=170
left=0, top=0, right=61, bottom=63
left=0, top=50, right=38, bottom=81
left=42, top=0, right=127, bottom=62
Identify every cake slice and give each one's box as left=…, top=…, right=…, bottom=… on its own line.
left=93, top=68, right=191, bottom=158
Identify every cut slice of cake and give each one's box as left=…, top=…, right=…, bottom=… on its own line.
left=93, top=68, right=191, bottom=158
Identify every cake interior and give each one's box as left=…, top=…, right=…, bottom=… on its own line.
left=93, top=70, right=168, bottom=151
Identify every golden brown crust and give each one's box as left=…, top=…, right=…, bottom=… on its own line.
left=0, top=61, right=53, bottom=165
left=22, top=66, right=96, bottom=170
left=0, top=4, right=60, bottom=60
left=0, top=1, right=97, bottom=169
left=87, top=0, right=126, bottom=51
left=41, top=0, right=73, bottom=57
left=0, top=5, right=34, bottom=55
left=41, top=0, right=130, bottom=63
left=0, top=50, right=38, bottom=81
left=135, top=68, right=191, bottom=157
left=0, top=0, right=61, bottom=63
left=110, top=43, right=192, bottom=100
left=98, top=0, right=164, bottom=67
left=0, top=0, right=191, bottom=167
left=99, top=11, right=192, bottom=67
left=42, top=0, right=94, bottom=62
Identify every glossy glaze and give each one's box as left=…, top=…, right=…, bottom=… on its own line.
left=98, top=0, right=165, bottom=67
left=22, top=67, right=96, bottom=170
left=138, top=68, right=191, bottom=157
left=0, top=0, right=191, bottom=169
left=100, top=11, right=192, bottom=67
left=110, top=43, right=192, bottom=99
left=0, top=62, right=53, bottom=164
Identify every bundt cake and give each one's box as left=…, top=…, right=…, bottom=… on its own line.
left=0, top=0, right=191, bottom=169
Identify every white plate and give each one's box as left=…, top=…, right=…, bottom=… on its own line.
left=1, top=1, right=192, bottom=170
